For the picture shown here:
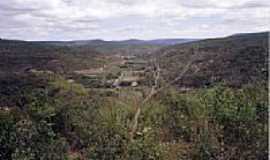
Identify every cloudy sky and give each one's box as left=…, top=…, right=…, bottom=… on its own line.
left=0, top=0, right=269, bottom=41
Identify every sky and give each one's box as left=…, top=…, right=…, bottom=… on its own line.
left=0, top=0, right=269, bottom=41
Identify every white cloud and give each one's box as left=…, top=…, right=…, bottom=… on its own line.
left=0, top=0, right=269, bottom=40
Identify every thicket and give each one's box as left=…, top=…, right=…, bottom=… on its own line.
left=0, top=74, right=268, bottom=160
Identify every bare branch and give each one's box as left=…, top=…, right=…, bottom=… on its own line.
left=129, top=58, right=161, bottom=141
left=129, top=46, right=198, bottom=141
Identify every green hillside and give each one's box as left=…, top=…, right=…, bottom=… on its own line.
left=156, top=32, right=268, bottom=88
left=0, top=39, right=107, bottom=75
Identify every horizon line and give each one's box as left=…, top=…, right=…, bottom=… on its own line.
left=1, top=31, right=269, bottom=42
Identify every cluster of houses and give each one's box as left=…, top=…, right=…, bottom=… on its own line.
left=73, top=55, right=148, bottom=88
left=112, top=56, right=147, bottom=88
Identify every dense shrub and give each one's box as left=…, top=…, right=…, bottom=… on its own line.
left=84, top=99, right=166, bottom=160
left=0, top=109, right=68, bottom=160
left=0, top=73, right=267, bottom=160
left=158, top=84, right=268, bottom=160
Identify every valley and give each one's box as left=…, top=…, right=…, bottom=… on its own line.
left=0, top=32, right=268, bottom=160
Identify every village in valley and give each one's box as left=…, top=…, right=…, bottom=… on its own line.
left=71, top=54, right=149, bottom=89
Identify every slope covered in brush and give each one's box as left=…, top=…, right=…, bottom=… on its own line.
left=0, top=39, right=105, bottom=74
left=156, top=32, right=268, bottom=88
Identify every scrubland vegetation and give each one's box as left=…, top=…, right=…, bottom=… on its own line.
left=0, top=73, right=267, bottom=160
left=0, top=32, right=268, bottom=159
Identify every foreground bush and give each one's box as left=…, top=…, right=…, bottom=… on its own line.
left=158, top=84, right=268, bottom=160
left=0, top=74, right=268, bottom=160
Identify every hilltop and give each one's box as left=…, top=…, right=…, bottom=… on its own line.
left=31, top=38, right=197, bottom=55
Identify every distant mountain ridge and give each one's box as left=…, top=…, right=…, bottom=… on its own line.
left=30, top=38, right=198, bottom=47
left=27, top=38, right=198, bottom=55
left=0, top=37, right=198, bottom=56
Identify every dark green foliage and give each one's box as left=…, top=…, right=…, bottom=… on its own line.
left=0, top=109, right=68, bottom=160
left=0, top=74, right=268, bottom=160
left=156, top=32, right=268, bottom=88
left=12, top=119, right=68, bottom=160
left=83, top=100, right=165, bottom=160
left=158, top=84, right=268, bottom=160
left=0, top=111, right=17, bottom=160
left=0, top=39, right=105, bottom=75
left=0, top=74, right=89, bottom=160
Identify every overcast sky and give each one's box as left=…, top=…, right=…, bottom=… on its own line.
left=0, top=0, right=269, bottom=41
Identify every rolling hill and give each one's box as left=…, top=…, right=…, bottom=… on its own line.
left=32, top=38, right=197, bottom=55
left=1, top=32, right=268, bottom=88
left=0, top=37, right=197, bottom=75
left=155, top=32, right=269, bottom=88
left=0, top=39, right=105, bottom=75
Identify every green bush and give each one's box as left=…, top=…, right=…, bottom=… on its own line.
left=0, top=110, right=17, bottom=160
left=0, top=73, right=267, bottom=160
left=83, top=99, right=166, bottom=160
left=158, top=84, right=268, bottom=160
left=0, top=109, right=68, bottom=160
